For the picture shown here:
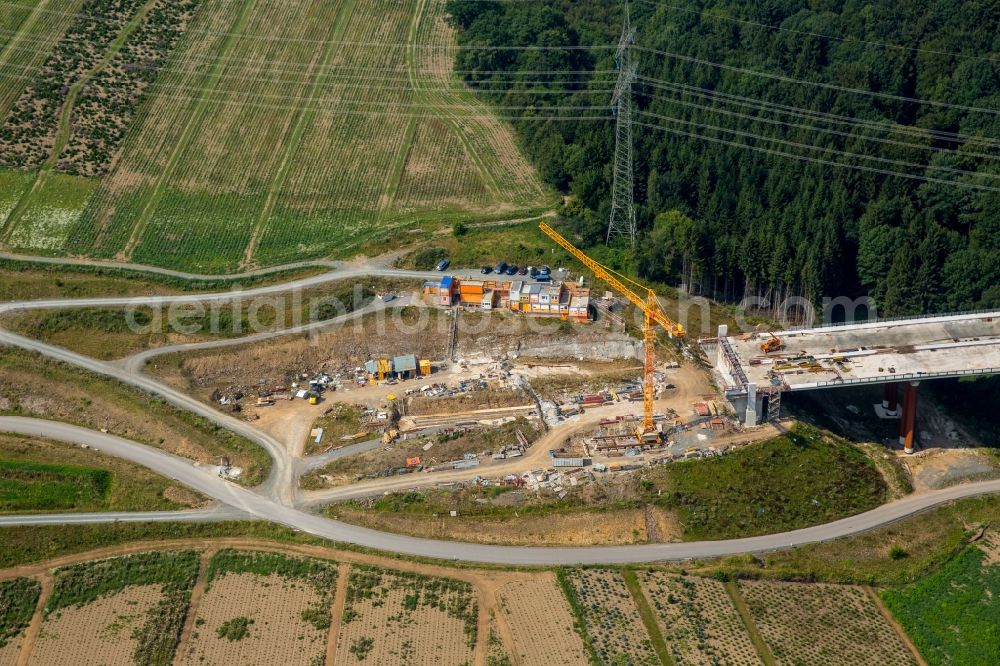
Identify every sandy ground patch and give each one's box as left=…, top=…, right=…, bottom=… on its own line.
left=334, top=507, right=650, bottom=546
left=28, top=584, right=162, bottom=666
left=905, top=447, right=1000, bottom=492
left=335, top=566, right=476, bottom=666
left=180, top=572, right=327, bottom=666
left=496, top=575, right=588, bottom=666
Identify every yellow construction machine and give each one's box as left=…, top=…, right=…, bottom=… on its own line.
left=538, top=222, right=685, bottom=442
left=760, top=332, right=783, bottom=354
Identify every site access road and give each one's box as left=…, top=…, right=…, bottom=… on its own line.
left=3, top=417, right=1000, bottom=566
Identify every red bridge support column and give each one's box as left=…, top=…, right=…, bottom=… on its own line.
left=898, top=381, right=919, bottom=454
left=882, top=382, right=899, bottom=417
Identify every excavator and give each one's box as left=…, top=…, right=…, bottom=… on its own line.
left=760, top=332, right=783, bottom=354
left=538, top=222, right=685, bottom=443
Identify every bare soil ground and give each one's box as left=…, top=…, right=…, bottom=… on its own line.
left=28, top=584, right=162, bottom=666
left=639, top=572, right=760, bottom=665
left=180, top=572, right=327, bottom=666
left=335, top=565, right=477, bottom=665
left=332, top=506, right=649, bottom=546
left=495, top=576, right=589, bottom=666
left=739, top=579, right=917, bottom=666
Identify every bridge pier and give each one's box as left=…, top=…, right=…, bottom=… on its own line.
left=898, top=381, right=920, bottom=454
left=882, top=382, right=899, bottom=417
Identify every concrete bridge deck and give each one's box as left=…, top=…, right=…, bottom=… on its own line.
left=719, top=311, right=1000, bottom=392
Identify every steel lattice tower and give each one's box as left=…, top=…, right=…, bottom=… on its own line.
left=607, top=1, right=637, bottom=245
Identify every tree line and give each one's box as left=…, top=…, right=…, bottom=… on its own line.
left=445, top=0, right=1000, bottom=316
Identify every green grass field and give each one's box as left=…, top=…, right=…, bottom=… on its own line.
left=883, top=545, right=1000, bottom=665
left=649, top=424, right=888, bottom=540
left=0, top=432, right=205, bottom=512
left=0, top=0, right=552, bottom=272
left=0, top=459, right=110, bottom=512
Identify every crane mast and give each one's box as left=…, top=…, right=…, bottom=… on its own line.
left=538, top=222, right=685, bottom=438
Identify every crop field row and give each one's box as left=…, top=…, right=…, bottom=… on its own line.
left=0, top=0, right=551, bottom=271
left=336, top=564, right=477, bottom=664
left=0, top=0, right=86, bottom=120
left=182, top=549, right=339, bottom=665
left=0, top=0, right=147, bottom=171
left=0, top=577, right=40, bottom=666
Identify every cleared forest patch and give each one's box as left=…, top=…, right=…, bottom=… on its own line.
left=496, top=576, right=588, bottom=666
left=180, top=550, right=338, bottom=666
left=32, top=550, right=200, bottom=665
left=335, top=564, right=477, bottom=665
left=561, top=568, right=659, bottom=666
left=740, top=579, right=917, bottom=666
left=639, top=571, right=760, bottom=665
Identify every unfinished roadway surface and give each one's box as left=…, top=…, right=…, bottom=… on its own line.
left=721, top=311, right=1000, bottom=391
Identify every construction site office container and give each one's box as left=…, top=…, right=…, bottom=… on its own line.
left=553, top=457, right=590, bottom=467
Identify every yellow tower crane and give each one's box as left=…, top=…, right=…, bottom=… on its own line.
left=538, top=222, right=685, bottom=441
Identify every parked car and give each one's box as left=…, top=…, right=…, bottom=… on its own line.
left=536, top=274, right=552, bottom=283
left=494, top=261, right=508, bottom=274
left=481, top=266, right=492, bottom=274
left=505, top=264, right=519, bottom=276
left=436, top=258, right=450, bottom=271
left=517, top=266, right=528, bottom=275
left=539, top=265, right=551, bottom=275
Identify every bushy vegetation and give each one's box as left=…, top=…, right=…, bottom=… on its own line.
left=649, top=424, right=887, bottom=539
left=216, top=616, right=254, bottom=641
left=47, top=550, right=200, bottom=665
left=345, top=565, right=478, bottom=648
left=0, top=0, right=145, bottom=169
left=60, top=0, right=201, bottom=176
left=883, top=546, right=1000, bottom=665
left=0, top=577, right=40, bottom=649
left=0, top=459, right=110, bottom=512
left=205, top=549, right=338, bottom=631
left=448, top=0, right=1000, bottom=314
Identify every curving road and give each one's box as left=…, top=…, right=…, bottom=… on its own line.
left=3, top=259, right=1000, bottom=564
left=3, top=417, right=1000, bottom=565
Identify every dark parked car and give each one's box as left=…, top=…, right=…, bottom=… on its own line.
left=494, top=261, right=507, bottom=274
left=539, top=265, right=551, bottom=275
left=536, top=274, right=552, bottom=283
left=517, top=266, right=528, bottom=275
left=528, top=266, right=539, bottom=278
left=481, top=266, right=492, bottom=274
left=505, top=265, right=519, bottom=276
left=436, top=259, right=450, bottom=271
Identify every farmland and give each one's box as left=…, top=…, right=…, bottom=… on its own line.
left=335, top=564, right=477, bottom=665
left=180, top=549, right=338, bottom=665
left=739, top=579, right=916, bottom=666
left=495, top=577, right=589, bottom=666
left=639, top=572, right=760, bottom=665
left=561, top=568, right=659, bottom=666
left=0, top=577, right=40, bottom=665
left=34, top=550, right=200, bottom=665
left=0, top=0, right=552, bottom=272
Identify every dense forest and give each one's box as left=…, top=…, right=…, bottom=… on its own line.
left=445, top=0, right=1000, bottom=316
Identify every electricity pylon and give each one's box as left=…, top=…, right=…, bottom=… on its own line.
left=607, top=0, right=637, bottom=246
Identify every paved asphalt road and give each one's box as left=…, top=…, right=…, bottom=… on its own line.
left=4, top=417, right=1000, bottom=566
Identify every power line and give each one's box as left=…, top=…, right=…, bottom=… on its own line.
left=636, top=75, right=1000, bottom=151
left=634, top=44, right=1000, bottom=116
left=640, top=82, right=1000, bottom=163
left=607, top=0, right=637, bottom=246
left=633, top=0, right=1000, bottom=65
left=636, top=109, right=1000, bottom=182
